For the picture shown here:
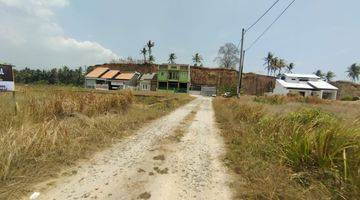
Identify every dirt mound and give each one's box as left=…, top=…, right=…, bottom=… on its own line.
left=331, top=81, right=360, bottom=99
left=190, top=67, right=275, bottom=95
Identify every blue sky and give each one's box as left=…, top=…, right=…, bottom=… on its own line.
left=0, top=0, right=359, bottom=80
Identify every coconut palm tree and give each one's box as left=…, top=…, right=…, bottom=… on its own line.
left=277, top=59, right=286, bottom=75
left=264, top=52, right=274, bottom=75
left=149, top=55, right=155, bottom=64
left=347, top=63, right=360, bottom=82
left=314, top=70, right=325, bottom=79
left=147, top=40, right=155, bottom=58
left=168, top=53, right=177, bottom=64
left=270, top=57, right=280, bottom=76
left=192, top=53, right=203, bottom=67
left=286, top=63, right=295, bottom=73
left=325, top=71, right=335, bottom=82
left=140, top=47, right=147, bottom=64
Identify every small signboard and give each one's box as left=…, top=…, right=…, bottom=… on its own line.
left=0, top=64, right=15, bottom=91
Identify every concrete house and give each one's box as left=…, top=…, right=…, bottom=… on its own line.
left=273, top=73, right=338, bottom=100
left=110, top=72, right=141, bottom=90
left=139, top=73, right=157, bottom=91
left=85, top=67, right=110, bottom=89
left=157, top=64, right=190, bottom=93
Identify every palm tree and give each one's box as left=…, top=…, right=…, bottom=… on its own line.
left=277, top=59, right=286, bottom=75
left=264, top=52, right=274, bottom=75
left=149, top=55, right=155, bottom=64
left=314, top=70, right=325, bottom=79
left=147, top=40, right=155, bottom=58
left=347, top=63, right=360, bottom=82
left=325, top=71, right=335, bottom=82
left=286, top=63, right=295, bottom=73
left=270, top=57, right=279, bottom=76
left=168, top=53, right=177, bottom=64
left=192, top=53, right=203, bottom=67
left=140, top=47, right=147, bottom=64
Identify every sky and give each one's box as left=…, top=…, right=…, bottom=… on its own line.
left=0, top=0, right=359, bottom=80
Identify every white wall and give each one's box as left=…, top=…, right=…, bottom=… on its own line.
left=273, top=81, right=289, bottom=95
left=288, top=89, right=312, bottom=97
left=0, top=81, right=15, bottom=91
left=139, top=81, right=151, bottom=91
left=85, top=79, right=96, bottom=88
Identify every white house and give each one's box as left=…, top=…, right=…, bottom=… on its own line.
left=85, top=67, right=110, bottom=90
left=110, top=72, right=141, bottom=90
left=272, top=73, right=338, bottom=100
left=139, top=73, right=157, bottom=91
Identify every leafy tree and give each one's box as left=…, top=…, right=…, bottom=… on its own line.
left=14, top=66, right=85, bottom=86
left=347, top=63, right=360, bottom=82
left=214, top=43, right=239, bottom=69
left=264, top=52, right=274, bottom=75
left=192, top=53, right=203, bottom=67
left=140, top=47, right=147, bottom=64
left=168, top=53, right=177, bottom=64
left=325, top=71, right=335, bottom=82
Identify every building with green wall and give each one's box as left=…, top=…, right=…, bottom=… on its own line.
left=157, top=64, right=190, bottom=93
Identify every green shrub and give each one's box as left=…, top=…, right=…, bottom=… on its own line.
left=341, top=96, right=354, bottom=101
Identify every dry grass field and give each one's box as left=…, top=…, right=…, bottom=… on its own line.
left=0, top=85, right=193, bottom=199
left=213, top=96, right=360, bottom=199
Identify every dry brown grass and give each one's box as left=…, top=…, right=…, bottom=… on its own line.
left=0, top=85, right=193, bottom=199
left=214, top=97, right=360, bottom=199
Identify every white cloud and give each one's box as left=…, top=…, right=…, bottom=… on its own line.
left=0, top=0, right=119, bottom=68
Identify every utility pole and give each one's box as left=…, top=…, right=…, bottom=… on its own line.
left=237, top=28, right=245, bottom=98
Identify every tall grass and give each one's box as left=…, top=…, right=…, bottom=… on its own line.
left=254, top=94, right=328, bottom=105
left=213, top=98, right=359, bottom=199
left=0, top=86, right=193, bottom=199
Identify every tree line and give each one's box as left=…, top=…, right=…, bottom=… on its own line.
left=6, top=40, right=360, bottom=84
left=14, top=66, right=86, bottom=86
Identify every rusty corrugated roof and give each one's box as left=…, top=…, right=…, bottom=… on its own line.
left=115, top=73, right=135, bottom=80
left=100, top=70, right=120, bottom=79
left=86, top=67, right=109, bottom=78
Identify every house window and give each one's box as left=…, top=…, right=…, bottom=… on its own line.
left=299, top=78, right=309, bottom=81
left=169, top=71, right=179, bottom=80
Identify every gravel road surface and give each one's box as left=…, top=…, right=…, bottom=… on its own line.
left=30, top=96, right=232, bottom=200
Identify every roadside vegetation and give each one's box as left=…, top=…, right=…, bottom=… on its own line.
left=0, top=85, right=193, bottom=199
left=213, top=96, right=359, bottom=199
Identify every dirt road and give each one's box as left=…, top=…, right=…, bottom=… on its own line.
left=31, top=96, right=232, bottom=200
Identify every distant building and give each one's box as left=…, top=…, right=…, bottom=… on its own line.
left=110, top=72, right=141, bottom=90
left=157, top=64, right=190, bottom=93
left=273, top=73, right=338, bottom=100
left=139, top=73, right=157, bottom=91
left=85, top=67, right=110, bottom=89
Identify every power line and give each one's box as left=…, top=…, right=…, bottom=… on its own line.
left=237, top=0, right=281, bottom=49
left=245, top=0, right=281, bottom=33
left=245, top=0, right=297, bottom=51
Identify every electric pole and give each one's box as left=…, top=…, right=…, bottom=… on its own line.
left=237, top=28, right=245, bottom=98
